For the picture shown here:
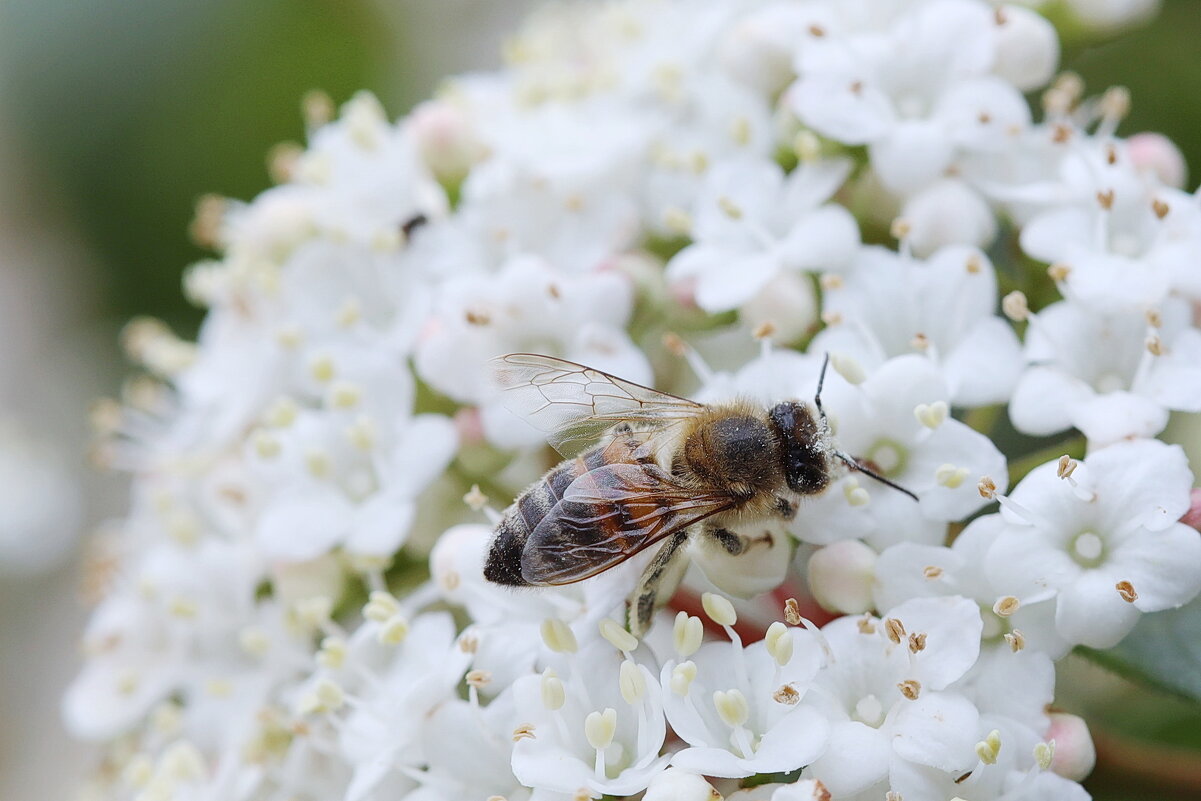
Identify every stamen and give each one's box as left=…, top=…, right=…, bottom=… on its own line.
left=541, top=618, right=579, bottom=654
left=599, top=618, right=638, bottom=653
left=673, top=611, right=703, bottom=657
left=765, top=622, right=793, bottom=666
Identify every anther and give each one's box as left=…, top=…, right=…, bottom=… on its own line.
left=463, top=484, right=489, bottom=511
left=1002, top=291, right=1029, bottom=322
left=671, top=661, right=697, bottom=696
left=923, top=565, right=943, bottom=580
left=1005, top=629, right=1026, bottom=652
left=584, top=708, right=617, bottom=750
left=884, top=617, right=906, bottom=644
left=774, top=684, right=800, bottom=705
left=702, top=592, right=738, bottom=627
left=784, top=598, right=802, bottom=625
left=541, top=618, right=578, bottom=654
left=600, top=618, right=638, bottom=652
left=1116, top=580, right=1138, bottom=603
left=1096, top=189, right=1115, bottom=210
left=619, top=659, right=646, bottom=704
left=897, top=679, right=921, bottom=700
left=512, top=724, right=536, bottom=742
left=1057, top=455, right=1078, bottom=480
left=914, top=401, right=949, bottom=428
left=1152, top=198, right=1170, bottom=219
left=766, top=621, right=794, bottom=665
left=1048, top=263, right=1071, bottom=282
left=908, top=632, right=927, bottom=653
left=993, top=596, right=1021, bottom=617
left=673, top=611, right=703, bottom=657
left=978, top=476, right=998, bottom=499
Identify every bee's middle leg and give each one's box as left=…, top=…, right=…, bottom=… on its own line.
left=703, top=525, right=774, bottom=555
left=629, top=530, right=691, bottom=637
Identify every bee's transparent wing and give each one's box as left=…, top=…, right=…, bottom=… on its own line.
left=491, top=353, right=705, bottom=456
left=520, top=462, right=736, bottom=585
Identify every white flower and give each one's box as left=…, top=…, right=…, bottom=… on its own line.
left=336, top=612, right=473, bottom=800
left=661, top=631, right=827, bottom=778
left=511, top=641, right=670, bottom=797
left=784, top=355, right=1005, bottom=548
left=812, top=245, right=1022, bottom=406
left=414, top=256, right=650, bottom=449
left=803, top=597, right=984, bottom=796
left=250, top=408, right=457, bottom=561
left=986, top=440, right=1201, bottom=648
left=787, top=0, right=1040, bottom=196
left=666, top=155, right=859, bottom=312
left=1019, top=153, right=1201, bottom=310
left=1009, top=297, right=1201, bottom=445
left=874, top=514, right=1068, bottom=658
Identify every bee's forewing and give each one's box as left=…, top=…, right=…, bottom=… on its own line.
left=491, top=353, right=705, bottom=456
left=519, top=461, right=734, bottom=585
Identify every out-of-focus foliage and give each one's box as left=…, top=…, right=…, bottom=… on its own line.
left=0, top=0, right=391, bottom=332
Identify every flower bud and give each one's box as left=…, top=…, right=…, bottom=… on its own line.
left=643, top=766, right=722, bottom=801
left=1047, top=712, right=1096, bottom=781
left=901, top=180, right=998, bottom=258
left=992, top=5, right=1059, bottom=91
left=408, top=99, right=484, bottom=185
left=808, top=540, right=878, bottom=614
left=1128, top=132, right=1188, bottom=189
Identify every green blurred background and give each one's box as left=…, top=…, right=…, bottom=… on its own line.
left=1, top=0, right=1199, bottom=798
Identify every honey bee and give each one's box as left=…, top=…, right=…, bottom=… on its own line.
left=483, top=353, right=916, bottom=635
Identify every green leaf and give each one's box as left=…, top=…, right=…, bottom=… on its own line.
left=1081, top=595, right=1201, bottom=703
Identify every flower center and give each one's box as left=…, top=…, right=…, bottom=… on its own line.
left=980, top=607, right=1008, bottom=642
left=865, top=438, right=907, bottom=478
left=1070, top=531, right=1106, bottom=568
left=852, top=693, right=885, bottom=728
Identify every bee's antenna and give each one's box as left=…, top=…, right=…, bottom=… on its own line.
left=835, top=451, right=919, bottom=502
left=816, top=353, right=919, bottom=503
left=814, top=352, right=830, bottom=427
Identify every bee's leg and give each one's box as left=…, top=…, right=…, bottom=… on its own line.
left=774, top=496, right=798, bottom=521
left=629, top=531, right=691, bottom=637
left=704, top=525, right=774, bottom=555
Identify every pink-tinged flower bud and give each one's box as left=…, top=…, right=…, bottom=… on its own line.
left=409, top=100, right=485, bottom=185
left=1182, top=487, right=1201, bottom=531
left=808, top=540, right=877, bottom=614
left=453, top=407, right=485, bottom=446
left=1127, top=132, right=1187, bottom=189
left=1047, top=712, right=1097, bottom=781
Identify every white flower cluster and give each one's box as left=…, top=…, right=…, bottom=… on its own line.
left=70, top=2, right=1201, bottom=801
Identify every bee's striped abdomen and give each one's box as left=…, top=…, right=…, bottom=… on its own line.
left=484, top=446, right=603, bottom=586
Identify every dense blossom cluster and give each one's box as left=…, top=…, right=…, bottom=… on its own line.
left=71, top=1, right=1200, bottom=800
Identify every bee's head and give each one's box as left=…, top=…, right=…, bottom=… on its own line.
left=768, top=401, right=832, bottom=495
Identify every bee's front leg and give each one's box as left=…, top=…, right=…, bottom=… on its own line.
left=628, top=530, right=691, bottom=638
